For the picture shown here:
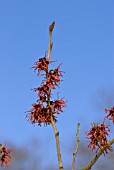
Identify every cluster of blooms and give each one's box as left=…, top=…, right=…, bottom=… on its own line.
left=86, top=106, right=114, bottom=154
left=26, top=55, right=67, bottom=126
left=32, top=56, right=49, bottom=75
left=0, top=144, right=13, bottom=167
left=105, top=107, right=114, bottom=123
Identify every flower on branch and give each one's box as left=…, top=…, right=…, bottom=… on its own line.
left=33, top=83, right=50, bottom=98
left=26, top=103, right=57, bottom=126
left=0, top=144, right=13, bottom=167
left=45, top=65, right=63, bottom=89
left=86, top=123, right=113, bottom=154
left=105, top=107, right=114, bottom=123
left=32, top=56, right=49, bottom=75
left=52, top=98, right=67, bottom=114
left=27, top=51, right=66, bottom=127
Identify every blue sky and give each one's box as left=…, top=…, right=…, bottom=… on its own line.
left=0, top=0, right=114, bottom=167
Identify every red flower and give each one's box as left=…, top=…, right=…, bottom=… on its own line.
left=45, top=65, right=63, bottom=89
left=86, top=123, right=112, bottom=154
left=0, top=145, right=13, bottom=167
left=105, top=107, right=114, bottom=123
left=26, top=103, right=57, bottom=126
left=52, top=98, right=67, bottom=114
left=32, top=56, right=49, bottom=75
left=33, top=84, right=50, bottom=98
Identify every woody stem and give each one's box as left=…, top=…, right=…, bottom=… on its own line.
left=46, top=22, right=64, bottom=170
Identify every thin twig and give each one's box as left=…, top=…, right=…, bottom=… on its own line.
left=72, top=123, right=80, bottom=170
left=47, top=21, right=64, bottom=170
left=80, top=138, right=114, bottom=170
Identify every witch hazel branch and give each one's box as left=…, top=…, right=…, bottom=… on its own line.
left=26, top=22, right=66, bottom=170
left=26, top=22, right=114, bottom=170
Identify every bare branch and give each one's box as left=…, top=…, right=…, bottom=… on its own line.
left=51, top=116, right=64, bottom=170
left=72, top=123, right=80, bottom=170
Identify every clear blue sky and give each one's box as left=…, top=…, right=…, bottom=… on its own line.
left=0, top=0, right=114, bottom=167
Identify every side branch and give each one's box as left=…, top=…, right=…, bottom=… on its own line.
left=80, top=138, right=114, bottom=170
left=72, top=123, right=80, bottom=170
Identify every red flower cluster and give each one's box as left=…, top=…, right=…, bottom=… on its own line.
left=45, top=65, right=63, bottom=89
left=32, top=56, right=49, bottom=75
left=33, top=83, right=50, bottom=101
left=52, top=98, right=67, bottom=114
left=26, top=102, right=57, bottom=126
left=26, top=55, right=66, bottom=126
left=105, top=107, right=114, bottom=123
left=86, top=123, right=113, bottom=154
left=0, top=144, right=13, bottom=167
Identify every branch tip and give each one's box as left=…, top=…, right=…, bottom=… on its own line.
left=49, top=21, right=55, bottom=33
